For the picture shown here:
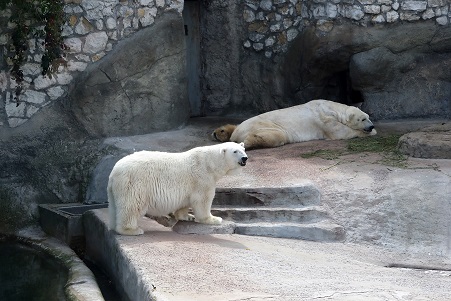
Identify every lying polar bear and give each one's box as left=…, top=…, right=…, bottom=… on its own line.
left=108, top=142, right=248, bottom=235
left=212, top=99, right=376, bottom=149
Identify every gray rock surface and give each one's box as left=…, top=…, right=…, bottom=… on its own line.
left=0, top=102, right=124, bottom=233
left=283, top=22, right=451, bottom=120
left=69, top=11, right=189, bottom=137
left=85, top=155, right=122, bottom=204
left=398, top=122, right=451, bottom=158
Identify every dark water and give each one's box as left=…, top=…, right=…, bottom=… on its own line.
left=0, top=242, right=68, bottom=301
left=83, top=259, right=123, bottom=301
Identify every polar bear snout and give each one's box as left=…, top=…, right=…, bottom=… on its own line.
left=239, top=156, right=248, bottom=166
left=364, top=125, right=375, bottom=132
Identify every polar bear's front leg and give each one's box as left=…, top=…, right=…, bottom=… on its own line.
left=174, top=207, right=195, bottom=222
left=196, top=215, right=223, bottom=225
left=191, top=192, right=222, bottom=225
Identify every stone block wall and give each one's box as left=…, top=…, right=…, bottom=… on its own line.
left=243, top=0, right=450, bottom=59
left=0, top=0, right=183, bottom=128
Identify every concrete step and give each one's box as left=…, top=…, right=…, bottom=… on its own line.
left=172, top=220, right=345, bottom=242
left=172, top=220, right=236, bottom=235
left=211, top=206, right=329, bottom=223
left=214, top=185, right=321, bottom=207
left=234, top=221, right=345, bottom=242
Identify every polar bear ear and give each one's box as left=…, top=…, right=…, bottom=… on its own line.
left=239, top=142, right=245, bottom=148
left=346, top=111, right=355, bottom=123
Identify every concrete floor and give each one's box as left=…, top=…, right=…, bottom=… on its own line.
left=86, top=118, right=451, bottom=301
left=86, top=209, right=451, bottom=301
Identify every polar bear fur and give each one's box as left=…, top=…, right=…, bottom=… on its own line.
left=212, top=99, right=377, bottom=149
left=213, top=124, right=237, bottom=143
left=108, top=142, right=248, bottom=235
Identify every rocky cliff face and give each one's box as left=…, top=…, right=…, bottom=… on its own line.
left=284, top=22, right=451, bottom=120
left=69, top=11, right=189, bottom=137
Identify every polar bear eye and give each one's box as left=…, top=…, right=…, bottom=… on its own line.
left=233, top=150, right=237, bottom=153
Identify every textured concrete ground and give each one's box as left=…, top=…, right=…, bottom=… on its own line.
left=86, top=209, right=451, bottom=301
left=92, top=118, right=451, bottom=301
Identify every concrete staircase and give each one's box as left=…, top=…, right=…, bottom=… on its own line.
left=211, top=185, right=345, bottom=242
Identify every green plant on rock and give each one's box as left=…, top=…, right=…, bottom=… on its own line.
left=0, top=0, right=67, bottom=102
left=300, top=134, right=407, bottom=168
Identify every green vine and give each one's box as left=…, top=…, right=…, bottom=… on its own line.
left=0, top=0, right=67, bottom=102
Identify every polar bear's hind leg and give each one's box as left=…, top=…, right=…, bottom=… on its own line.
left=174, top=207, right=195, bottom=221
left=116, top=226, right=144, bottom=236
left=115, top=211, right=144, bottom=235
left=245, top=129, right=288, bottom=149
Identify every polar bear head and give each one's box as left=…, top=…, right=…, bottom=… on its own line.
left=212, top=124, right=237, bottom=142
left=219, top=142, right=248, bottom=175
left=345, top=106, right=375, bottom=133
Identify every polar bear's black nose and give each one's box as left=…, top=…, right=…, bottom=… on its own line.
left=368, top=125, right=374, bottom=131
left=242, top=157, right=248, bottom=163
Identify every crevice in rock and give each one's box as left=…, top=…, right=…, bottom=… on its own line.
left=385, top=263, right=451, bottom=272
left=99, top=68, right=113, bottom=82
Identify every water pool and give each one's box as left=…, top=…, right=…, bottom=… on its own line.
left=0, top=234, right=105, bottom=301
left=0, top=241, right=67, bottom=301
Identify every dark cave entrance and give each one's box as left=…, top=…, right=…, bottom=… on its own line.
left=322, top=70, right=364, bottom=107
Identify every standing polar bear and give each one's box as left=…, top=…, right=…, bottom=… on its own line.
left=108, top=142, right=248, bottom=235
left=212, top=99, right=377, bottom=149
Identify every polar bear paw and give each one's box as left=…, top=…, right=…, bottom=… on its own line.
left=176, top=213, right=195, bottom=222
left=196, top=215, right=222, bottom=225
left=174, top=208, right=195, bottom=222
left=115, top=227, right=144, bottom=236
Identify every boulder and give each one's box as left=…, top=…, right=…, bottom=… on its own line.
left=398, top=123, right=451, bottom=159
left=69, top=11, right=189, bottom=137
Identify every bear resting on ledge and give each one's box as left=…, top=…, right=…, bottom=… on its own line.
left=212, top=99, right=377, bottom=150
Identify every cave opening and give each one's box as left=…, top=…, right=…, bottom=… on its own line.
left=322, top=70, right=364, bottom=107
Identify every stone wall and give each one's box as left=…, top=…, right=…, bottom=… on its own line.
left=0, top=0, right=183, bottom=128
left=0, top=0, right=450, bottom=127
left=201, top=0, right=451, bottom=119
left=242, top=0, right=450, bottom=59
